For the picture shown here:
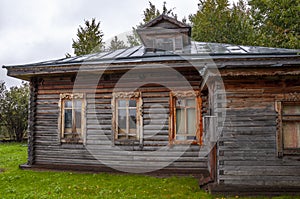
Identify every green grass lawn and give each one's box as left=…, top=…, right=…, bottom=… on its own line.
left=0, top=143, right=298, bottom=199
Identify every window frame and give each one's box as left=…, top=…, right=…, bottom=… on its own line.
left=112, top=92, right=143, bottom=144
left=151, top=35, right=183, bottom=52
left=276, top=93, right=300, bottom=157
left=169, top=91, right=202, bottom=145
left=59, top=93, right=86, bottom=144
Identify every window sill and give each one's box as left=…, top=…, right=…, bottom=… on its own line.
left=171, top=140, right=200, bottom=145
left=283, top=149, right=300, bottom=156
left=60, top=140, right=84, bottom=148
left=114, top=139, right=140, bottom=146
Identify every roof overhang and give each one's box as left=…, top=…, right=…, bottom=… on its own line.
left=4, top=54, right=300, bottom=81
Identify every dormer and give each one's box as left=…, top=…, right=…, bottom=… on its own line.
left=137, top=15, right=191, bottom=53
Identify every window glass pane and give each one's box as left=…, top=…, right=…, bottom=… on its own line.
left=176, top=99, right=185, bottom=107
left=75, top=109, right=81, bottom=129
left=176, top=109, right=185, bottom=134
left=187, top=108, right=196, bottom=135
left=176, top=135, right=185, bottom=140
left=283, top=105, right=300, bottom=115
left=129, top=109, right=136, bottom=130
left=156, top=38, right=174, bottom=51
left=129, top=100, right=136, bottom=107
left=64, top=100, right=72, bottom=108
left=64, top=109, right=72, bottom=128
left=118, top=100, right=126, bottom=107
left=118, top=109, right=126, bottom=133
left=187, top=135, right=196, bottom=140
left=283, top=122, right=300, bottom=148
left=74, top=100, right=82, bottom=109
left=175, top=36, right=183, bottom=50
left=187, top=99, right=195, bottom=107
left=164, top=42, right=173, bottom=51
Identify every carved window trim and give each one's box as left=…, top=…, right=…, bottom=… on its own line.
left=112, top=92, right=143, bottom=145
left=275, top=93, right=300, bottom=157
left=59, top=93, right=86, bottom=144
left=169, top=90, right=202, bottom=145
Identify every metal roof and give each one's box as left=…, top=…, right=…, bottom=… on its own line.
left=3, top=41, right=300, bottom=69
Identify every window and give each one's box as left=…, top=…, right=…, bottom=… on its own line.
left=276, top=99, right=300, bottom=156
left=152, top=35, right=183, bottom=52
left=59, top=93, right=85, bottom=144
left=170, top=91, right=202, bottom=144
left=155, top=38, right=173, bottom=51
left=112, top=92, right=142, bottom=143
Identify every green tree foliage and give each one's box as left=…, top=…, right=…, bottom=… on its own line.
left=108, top=36, right=128, bottom=50
left=126, top=30, right=141, bottom=47
left=141, top=1, right=161, bottom=26
left=140, top=1, right=177, bottom=27
left=190, top=0, right=255, bottom=45
left=249, top=0, right=300, bottom=49
left=72, top=18, right=104, bottom=56
left=0, top=81, right=5, bottom=98
left=0, top=82, right=29, bottom=142
left=127, top=1, right=178, bottom=47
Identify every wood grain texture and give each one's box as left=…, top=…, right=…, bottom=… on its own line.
left=216, top=77, right=300, bottom=186
left=29, top=69, right=207, bottom=175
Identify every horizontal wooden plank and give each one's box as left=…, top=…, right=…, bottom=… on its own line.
left=219, top=160, right=300, bottom=167
left=221, top=166, right=300, bottom=176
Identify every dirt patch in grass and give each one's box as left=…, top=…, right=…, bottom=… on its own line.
left=0, top=168, right=5, bottom=172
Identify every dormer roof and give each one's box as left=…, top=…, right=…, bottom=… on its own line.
left=141, top=14, right=191, bottom=31
left=137, top=14, right=191, bottom=51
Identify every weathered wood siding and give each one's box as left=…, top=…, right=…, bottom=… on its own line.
left=218, top=77, right=300, bottom=186
left=32, top=68, right=208, bottom=175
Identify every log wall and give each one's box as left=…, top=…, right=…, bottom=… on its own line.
left=30, top=68, right=209, bottom=175
left=217, top=77, right=300, bottom=186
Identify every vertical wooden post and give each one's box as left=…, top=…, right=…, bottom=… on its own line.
left=275, top=101, right=283, bottom=157
left=169, top=92, right=174, bottom=144
left=209, top=144, right=217, bottom=182
left=27, top=77, right=38, bottom=165
left=197, top=93, right=203, bottom=145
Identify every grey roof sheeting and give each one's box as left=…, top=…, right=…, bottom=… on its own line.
left=3, top=41, right=300, bottom=69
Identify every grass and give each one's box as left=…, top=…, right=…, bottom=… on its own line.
left=0, top=143, right=299, bottom=199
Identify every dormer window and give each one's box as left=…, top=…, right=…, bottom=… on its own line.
left=153, top=36, right=183, bottom=52
left=137, top=15, right=191, bottom=53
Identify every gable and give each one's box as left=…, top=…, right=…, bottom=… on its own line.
left=150, top=20, right=180, bottom=29
left=137, top=15, right=191, bottom=51
left=143, top=14, right=189, bottom=28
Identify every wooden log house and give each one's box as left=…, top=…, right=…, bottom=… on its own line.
left=3, top=15, right=300, bottom=194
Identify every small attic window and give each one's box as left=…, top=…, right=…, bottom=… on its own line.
left=152, top=35, right=183, bottom=52
left=137, top=15, right=191, bottom=53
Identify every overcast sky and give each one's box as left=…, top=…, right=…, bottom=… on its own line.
left=0, top=0, right=237, bottom=88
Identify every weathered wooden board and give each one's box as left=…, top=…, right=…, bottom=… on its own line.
left=29, top=69, right=207, bottom=176
left=216, top=77, right=300, bottom=187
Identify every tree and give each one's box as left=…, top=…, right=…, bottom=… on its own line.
left=108, top=36, right=128, bottom=50
left=72, top=18, right=104, bottom=56
left=139, top=1, right=177, bottom=27
left=190, top=0, right=255, bottom=45
left=249, top=0, right=300, bottom=49
left=226, top=0, right=257, bottom=45
left=140, top=1, right=161, bottom=26
left=0, top=81, right=7, bottom=139
left=0, top=82, right=29, bottom=142
left=127, top=1, right=178, bottom=47
left=126, top=30, right=141, bottom=47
